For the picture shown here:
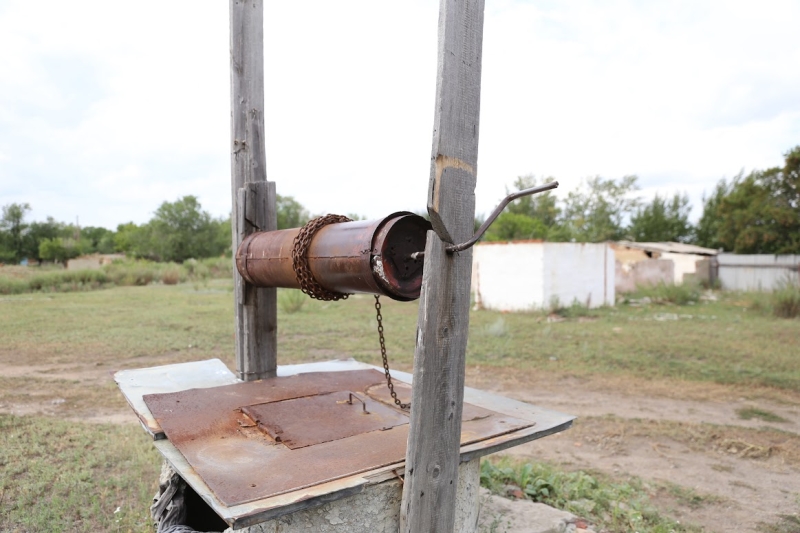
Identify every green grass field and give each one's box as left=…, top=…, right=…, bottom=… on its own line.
left=0, top=278, right=798, bottom=531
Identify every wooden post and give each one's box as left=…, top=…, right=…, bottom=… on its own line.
left=230, top=0, right=277, bottom=381
left=400, top=0, right=485, bottom=531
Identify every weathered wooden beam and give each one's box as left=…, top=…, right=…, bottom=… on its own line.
left=230, top=0, right=277, bottom=381
left=400, top=0, right=485, bottom=531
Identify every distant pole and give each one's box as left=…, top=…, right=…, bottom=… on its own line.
left=230, top=0, right=277, bottom=381
left=400, top=0, right=485, bottom=531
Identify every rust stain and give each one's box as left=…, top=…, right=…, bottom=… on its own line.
left=143, top=369, right=534, bottom=507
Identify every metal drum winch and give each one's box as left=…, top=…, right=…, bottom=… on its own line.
left=235, top=182, right=559, bottom=302
left=236, top=211, right=431, bottom=301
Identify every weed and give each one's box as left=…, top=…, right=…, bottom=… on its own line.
left=633, top=282, right=701, bottom=305
left=759, top=514, right=800, bottom=533
left=736, top=407, right=789, bottom=423
left=772, top=280, right=800, bottom=319
left=279, top=289, right=307, bottom=314
left=0, top=277, right=28, bottom=294
left=548, top=296, right=595, bottom=318
left=480, top=457, right=702, bottom=532
left=161, top=264, right=183, bottom=285
left=661, top=481, right=723, bottom=509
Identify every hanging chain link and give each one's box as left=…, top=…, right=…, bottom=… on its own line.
left=292, top=215, right=407, bottom=409
left=374, top=295, right=410, bottom=410
left=291, top=214, right=352, bottom=301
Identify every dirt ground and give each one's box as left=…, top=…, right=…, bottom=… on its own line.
left=3, top=360, right=800, bottom=532
left=468, top=368, right=800, bottom=533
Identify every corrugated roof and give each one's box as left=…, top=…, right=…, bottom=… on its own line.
left=615, top=241, right=718, bottom=256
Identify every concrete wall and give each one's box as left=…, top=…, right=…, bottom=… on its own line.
left=615, top=259, right=673, bottom=293
left=230, top=459, right=481, bottom=533
left=471, top=242, right=613, bottom=311
left=718, top=254, right=800, bottom=291
left=542, top=243, right=615, bottom=309
left=67, top=253, right=124, bottom=270
left=472, top=243, right=544, bottom=311
left=660, top=252, right=706, bottom=284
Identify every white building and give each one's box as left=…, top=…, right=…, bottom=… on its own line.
left=471, top=241, right=615, bottom=312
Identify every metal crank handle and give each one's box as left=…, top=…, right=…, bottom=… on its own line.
left=410, top=181, right=559, bottom=259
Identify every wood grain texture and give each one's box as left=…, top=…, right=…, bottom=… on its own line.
left=401, top=0, right=485, bottom=530
left=401, top=236, right=474, bottom=533
left=426, top=0, right=485, bottom=246
left=230, top=0, right=276, bottom=381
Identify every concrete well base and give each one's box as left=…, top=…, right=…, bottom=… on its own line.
left=226, top=458, right=480, bottom=533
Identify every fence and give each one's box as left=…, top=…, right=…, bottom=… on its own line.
left=716, top=254, right=800, bottom=291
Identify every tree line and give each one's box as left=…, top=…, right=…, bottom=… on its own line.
left=0, top=194, right=311, bottom=265
left=483, top=145, right=800, bottom=254
left=2, top=145, right=798, bottom=265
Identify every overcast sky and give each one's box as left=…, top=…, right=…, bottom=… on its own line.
left=1, top=0, right=798, bottom=230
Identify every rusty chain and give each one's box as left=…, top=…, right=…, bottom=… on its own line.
left=374, top=295, right=410, bottom=410
left=291, top=214, right=352, bottom=301
left=292, top=214, right=406, bottom=409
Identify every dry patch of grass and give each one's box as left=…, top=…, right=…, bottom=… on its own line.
left=0, top=375, right=128, bottom=418
left=465, top=365, right=800, bottom=406
left=571, top=415, right=800, bottom=466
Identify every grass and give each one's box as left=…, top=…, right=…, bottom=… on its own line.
left=0, top=282, right=798, bottom=530
left=2, top=283, right=799, bottom=392
left=479, top=457, right=704, bottom=532
left=0, top=257, right=231, bottom=295
left=759, top=514, right=800, bottom=533
left=628, top=281, right=701, bottom=305
left=773, top=281, right=800, bottom=319
left=0, top=414, right=161, bottom=532
left=278, top=288, right=306, bottom=314
left=736, top=407, right=789, bottom=423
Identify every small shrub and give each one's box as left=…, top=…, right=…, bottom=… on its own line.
left=161, top=265, right=182, bottom=285
left=279, top=289, right=306, bottom=314
left=103, top=260, right=158, bottom=286
left=200, top=256, right=232, bottom=278
left=772, top=280, right=800, bottom=319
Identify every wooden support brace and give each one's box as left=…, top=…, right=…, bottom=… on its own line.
left=401, top=0, right=485, bottom=531
left=230, top=0, right=277, bottom=381
left=234, top=182, right=277, bottom=381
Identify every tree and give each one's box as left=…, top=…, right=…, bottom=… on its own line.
left=505, top=175, right=561, bottom=227
left=714, top=146, right=800, bottom=253
left=26, top=217, right=65, bottom=264
left=694, top=178, right=731, bottom=249
left=135, top=196, right=229, bottom=262
left=277, top=195, right=309, bottom=230
left=113, top=222, right=144, bottom=254
left=80, top=226, right=116, bottom=254
left=628, top=192, right=692, bottom=242
left=483, top=212, right=547, bottom=242
left=480, top=175, right=568, bottom=242
left=38, top=237, right=82, bottom=266
left=0, top=203, right=31, bottom=263
left=561, top=176, right=641, bottom=242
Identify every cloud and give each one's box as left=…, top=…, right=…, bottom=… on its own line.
left=0, top=0, right=798, bottom=229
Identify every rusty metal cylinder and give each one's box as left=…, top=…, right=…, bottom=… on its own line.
left=236, top=212, right=431, bottom=301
